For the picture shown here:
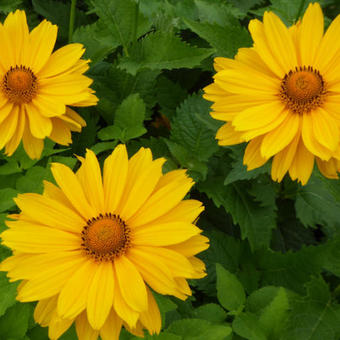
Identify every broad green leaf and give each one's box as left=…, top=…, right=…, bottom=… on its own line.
left=224, top=145, right=270, bottom=185
left=248, top=286, right=290, bottom=338
left=91, top=141, right=118, bottom=155
left=167, top=318, right=232, bottom=340
left=232, top=312, right=267, bottom=340
left=216, top=263, right=245, bottom=312
left=281, top=276, right=340, bottom=340
left=0, top=303, right=33, bottom=339
left=16, top=166, right=53, bottom=194
left=0, top=0, right=22, bottom=14
left=90, top=0, right=150, bottom=53
left=0, top=188, right=18, bottom=212
left=0, top=273, right=19, bottom=318
left=119, top=31, right=214, bottom=75
left=113, top=93, right=147, bottom=142
left=170, top=94, right=219, bottom=162
left=295, top=174, right=340, bottom=233
left=0, top=159, right=21, bottom=175
left=72, top=21, right=116, bottom=64
left=192, top=303, right=227, bottom=323
left=184, top=19, right=251, bottom=57
left=32, top=0, right=88, bottom=40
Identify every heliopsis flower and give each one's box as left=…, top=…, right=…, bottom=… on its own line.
left=0, top=145, right=208, bottom=340
left=0, top=10, right=98, bottom=159
left=204, top=2, right=340, bottom=185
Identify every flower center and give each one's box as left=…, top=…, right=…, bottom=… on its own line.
left=280, top=66, right=326, bottom=114
left=81, top=213, right=131, bottom=262
left=2, top=66, right=38, bottom=104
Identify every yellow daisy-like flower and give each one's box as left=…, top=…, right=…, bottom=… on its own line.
left=0, top=10, right=98, bottom=159
left=204, top=3, right=340, bottom=185
left=0, top=144, right=208, bottom=340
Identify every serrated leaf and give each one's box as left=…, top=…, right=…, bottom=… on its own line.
left=0, top=303, right=33, bottom=339
left=295, top=174, right=340, bottom=232
left=167, top=318, right=232, bottom=340
left=184, top=19, right=251, bottom=57
left=248, top=286, right=290, bottom=338
left=224, top=145, right=270, bottom=185
left=72, top=21, right=116, bottom=64
left=281, top=276, right=340, bottom=340
left=90, top=0, right=150, bottom=53
left=32, top=0, right=88, bottom=41
left=119, top=31, right=214, bottom=75
left=192, top=303, right=227, bottom=323
left=113, top=93, right=147, bottom=142
left=16, top=166, right=53, bottom=194
left=0, top=273, right=19, bottom=318
left=199, top=179, right=276, bottom=250
left=0, top=188, right=18, bottom=212
left=170, top=94, right=219, bottom=162
left=216, top=263, right=245, bottom=312
left=0, top=0, right=22, bottom=14
left=232, top=312, right=267, bottom=340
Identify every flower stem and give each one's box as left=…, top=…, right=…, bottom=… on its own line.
left=68, top=0, right=77, bottom=43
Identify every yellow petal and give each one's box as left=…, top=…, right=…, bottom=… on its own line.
left=25, top=104, right=52, bottom=138
left=103, top=144, right=129, bottom=213
left=100, top=309, right=122, bottom=340
left=243, top=136, right=268, bottom=171
left=289, top=137, right=315, bottom=185
left=114, top=256, right=147, bottom=312
left=58, top=260, right=97, bottom=320
left=128, top=170, right=194, bottom=226
left=1, top=221, right=80, bottom=253
left=51, top=162, right=96, bottom=219
left=39, top=43, right=85, bottom=78
left=28, top=20, right=58, bottom=73
left=14, top=192, right=85, bottom=233
left=261, top=112, right=300, bottom=158
left=48, top=118, right=72, bottom=145
left=263, top=11, right=297, bottom=72
left=34, top=295, right=58, bottom=326
left=167, top=234, right=209, bottom=257
left=139, top=288, right=161, bottom=335
left=48, top=312, right=73, bottom=340
left=271, top=131, right=300, bottom=182
left=76, top=311, right=99, bottom=340
left=22, top=123, right=44, bottom=159
left=87, top=262, right=114, bottom=330
left=215, top=123, right=245, bottom=146
left=299, top=3, right=324, bottom=66
left=132, top=222, right=202, bottom=246
left=0, top=105, right=19, bottom=149
left=5, top=106, right=25, bottom=156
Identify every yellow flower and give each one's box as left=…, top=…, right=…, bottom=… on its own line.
left=0, top=145, right=208, bottom=340
left=0, top=10, right=98, bottom=159
left=204, top=3, right=340, bottom=185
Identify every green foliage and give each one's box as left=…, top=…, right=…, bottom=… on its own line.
left=216, top=263, right=245, bottom=312
left=1, top=1, right=340, bottom=339
left=119, top=31, right=214, bottom=75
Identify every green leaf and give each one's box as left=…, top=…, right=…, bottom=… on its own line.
left=247, top=286, right=290, bottom=338
left=32, top=0, right=88, bottom=41
left=295, top=174, right=340, bottom=233
left=91, top=141, right=118, bottom=155
left=90, top=0, right=150, bottom=54
left=200, top=179, right=276, bottom=250
left=72, top=21, right=116, bottom=64
left=184, top=19, right=251, bottom=57
left=232, top=312, right=267, bottom=340
left=113, top=93, right=147, bottom=142
left=0, top=188, right=18, bottom=212
left=281, top=276, right=340, bottom=340
left=0, top=0, right=22, bottom=14
left=16, top=166, right=53, bottom=194
left=224, top=145, right=270, bottom=185
left=98, top=125, right=122, bottom=141
left=167, top=318, right=232, bottom=340
left=0, top=273, right=19, bottom=318
left=119, top=31, right=214, bottom=75
left=170, top=94, right=219, bottom=162
left=192, top=303, right=227, bottom=323
left=216, top=263, right=245, bottom=312
left=0, top=159, right=21, bottom=176
left=0, top=303, right=33, bottom=339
